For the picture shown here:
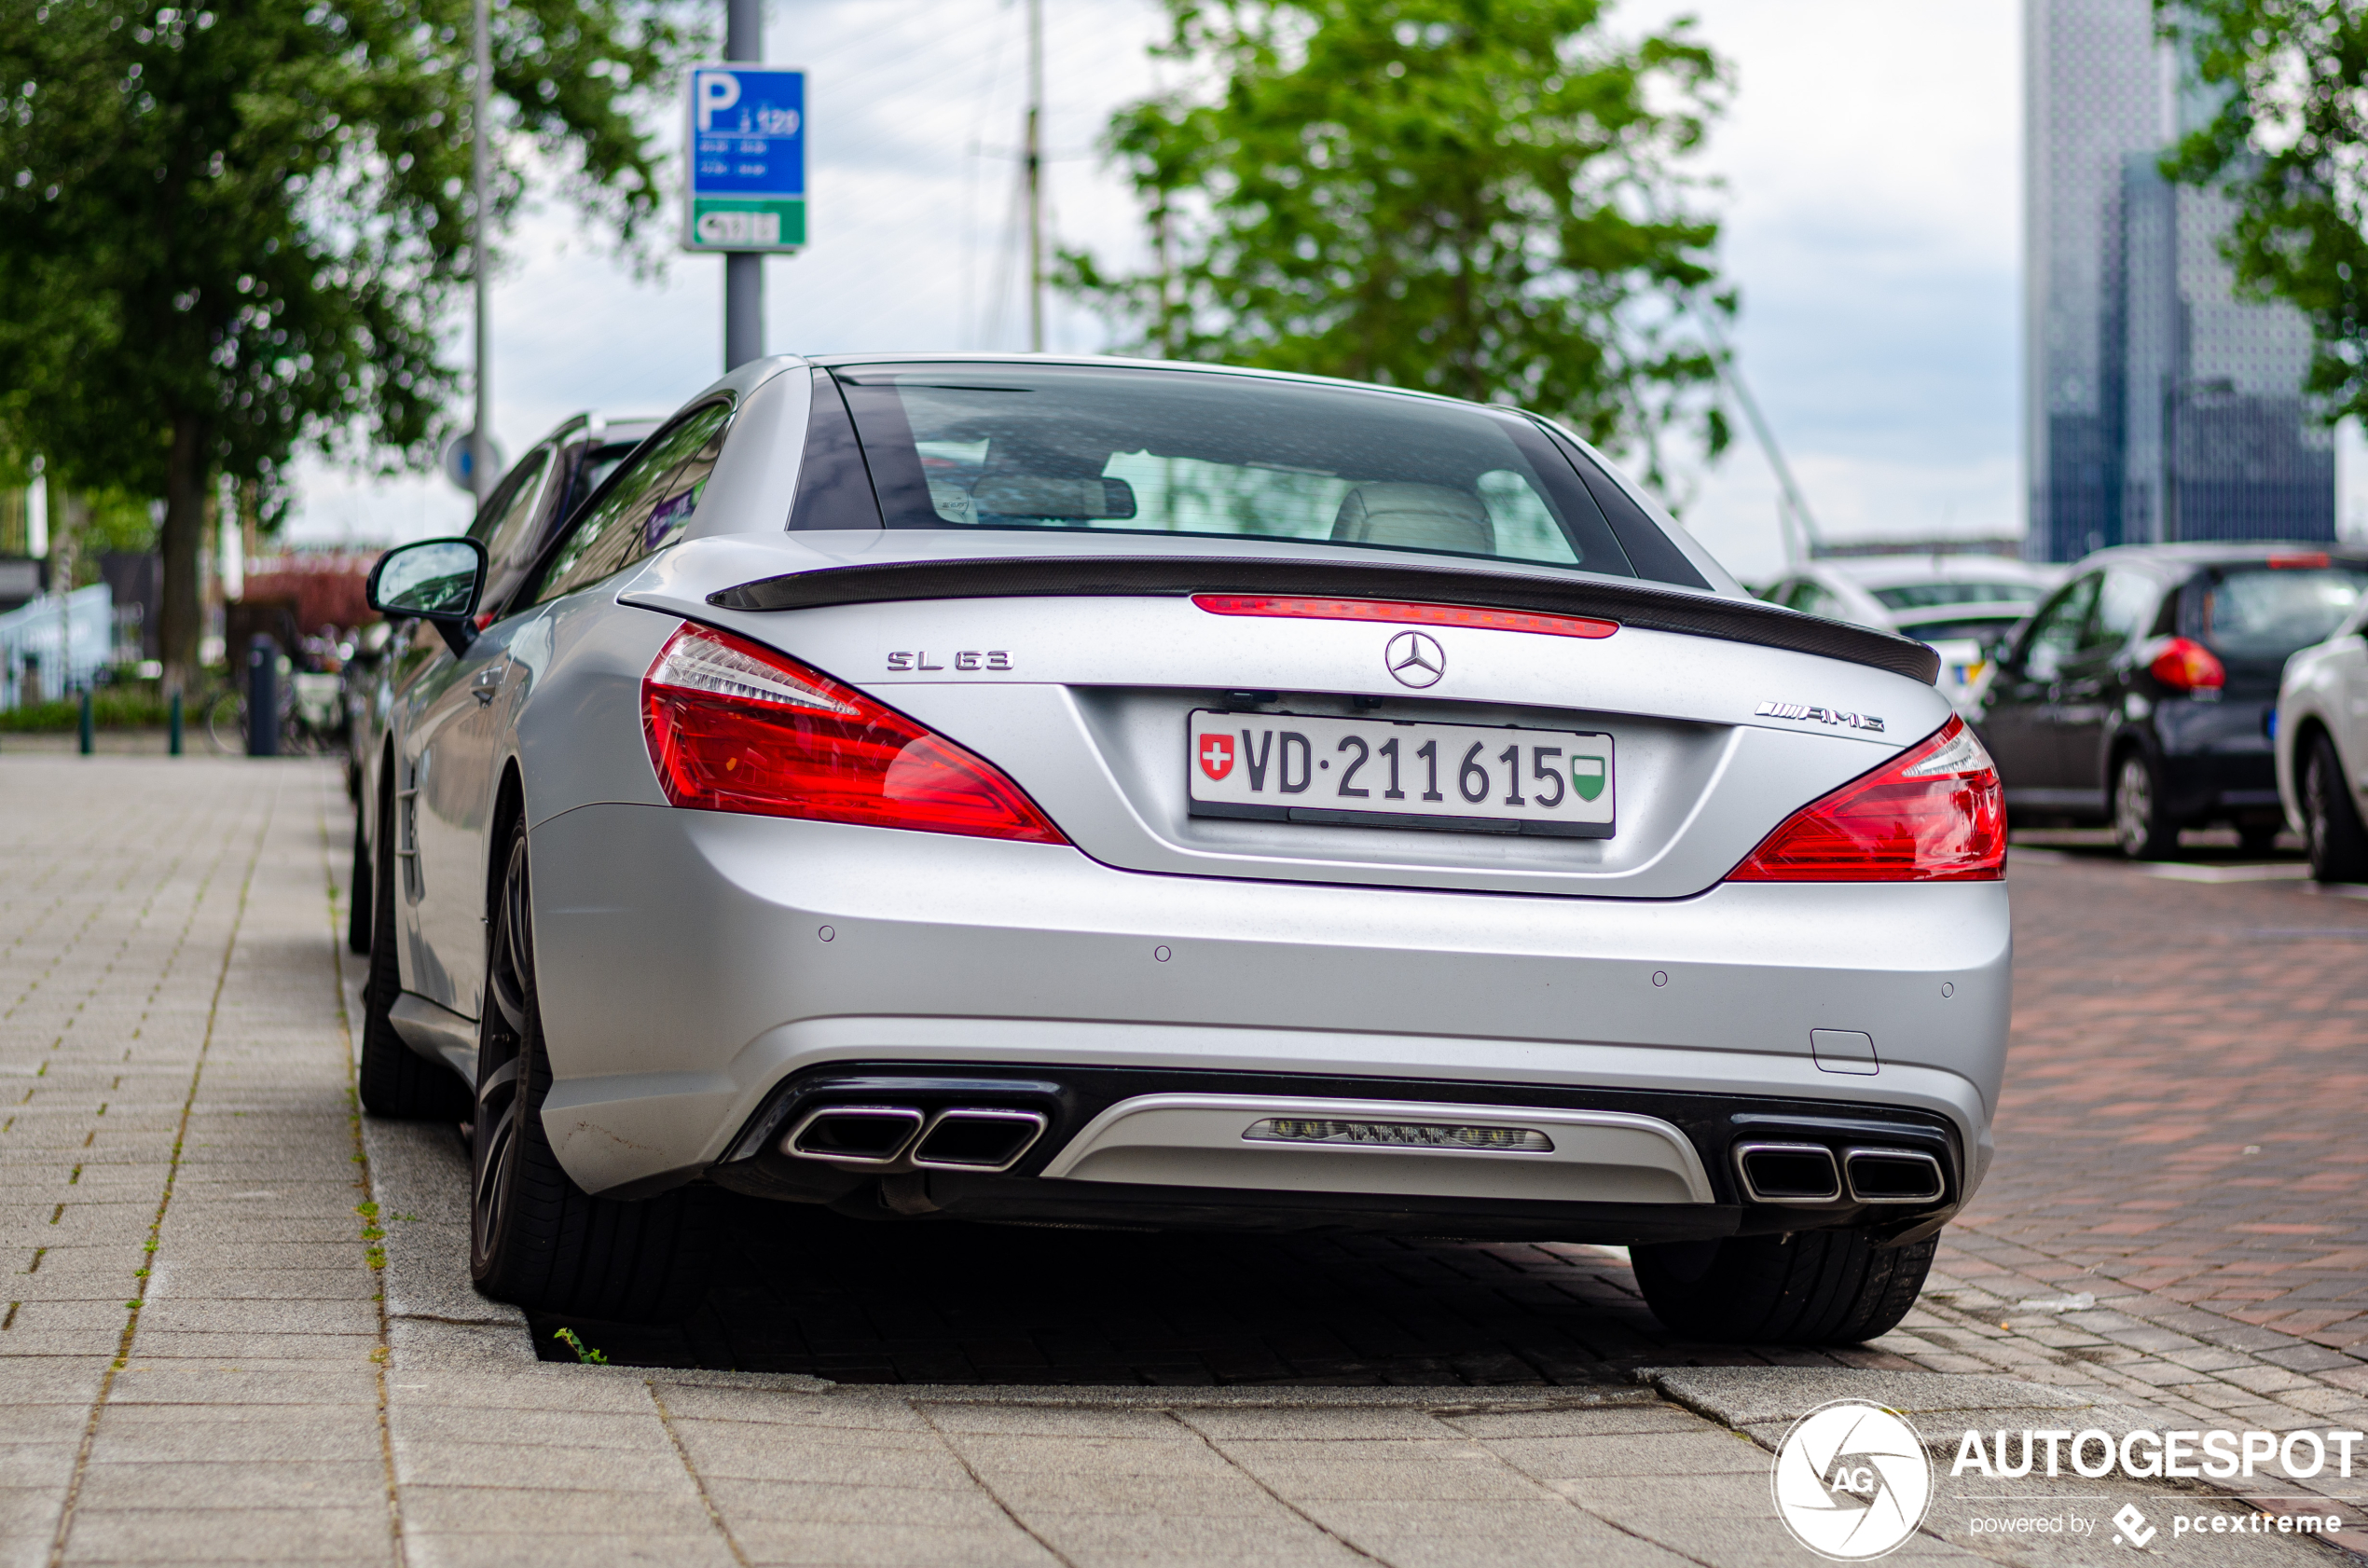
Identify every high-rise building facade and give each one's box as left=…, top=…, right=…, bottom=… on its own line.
left=2025, top=0, right=2334, bottom=562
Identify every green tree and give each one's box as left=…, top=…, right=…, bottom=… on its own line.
left=2163, top=0, right=2368, bottom=423
left=0, top=0, right=696, bottom=685
left=1065, top=0, right=1731, bottom=481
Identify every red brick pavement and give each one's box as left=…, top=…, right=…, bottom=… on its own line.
left=1948, top=849, right=2368, bottom=1352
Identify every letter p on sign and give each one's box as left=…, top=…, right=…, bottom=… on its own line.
left=696, top=71, right=742, bottom=131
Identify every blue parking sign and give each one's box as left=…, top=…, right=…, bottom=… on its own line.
left=683, top=64, right=805, bottom=252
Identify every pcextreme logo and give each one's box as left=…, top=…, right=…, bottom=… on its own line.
left=1772, top=1401, right=1934, bottom=1560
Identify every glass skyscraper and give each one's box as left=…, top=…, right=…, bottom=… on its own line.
left=2025, top=0, right=2334, bottom=562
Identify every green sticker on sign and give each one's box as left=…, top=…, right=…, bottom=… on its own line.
left=1572, top=755, right=1607, bottom=803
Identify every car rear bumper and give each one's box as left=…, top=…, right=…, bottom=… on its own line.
left=525, top=804, right=2009, bottom=1219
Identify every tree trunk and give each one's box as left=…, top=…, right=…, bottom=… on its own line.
left=158, top=414, right=207, bottom=694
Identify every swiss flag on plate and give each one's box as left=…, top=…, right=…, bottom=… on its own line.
left=1198, top=731, right=1235, bottom=781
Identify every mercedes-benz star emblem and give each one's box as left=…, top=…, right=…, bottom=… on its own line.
left=1384, top=630, right=1445, bottom=688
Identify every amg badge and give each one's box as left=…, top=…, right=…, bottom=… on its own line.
left=1755, top=701, right=1884, bottom=734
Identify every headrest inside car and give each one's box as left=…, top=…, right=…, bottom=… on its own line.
left=1330, top=483, right=1495, bottom=556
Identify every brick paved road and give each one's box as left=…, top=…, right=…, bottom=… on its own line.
left=1953, top=846, right=2368, bottom=1354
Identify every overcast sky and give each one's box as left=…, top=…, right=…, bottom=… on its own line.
left=289, top=0, right=2052, bottom=581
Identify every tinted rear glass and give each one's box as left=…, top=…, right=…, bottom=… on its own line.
left=829, top=364, right=1648, bottom=581
left=2202, top=565, right=2368, bottom=658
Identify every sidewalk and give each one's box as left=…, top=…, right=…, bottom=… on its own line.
left=2, top=757, right=2361, bottom=1567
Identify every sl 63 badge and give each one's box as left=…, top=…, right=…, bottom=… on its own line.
left=887, top=650, right=1012, bottom=672
left=1756, top=701, right=1883, bottom=734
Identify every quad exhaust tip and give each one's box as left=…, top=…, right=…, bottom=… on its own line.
left=1732, top=1141, right=1946, bottom=1206
left=1842, top=1147, right=1946, bottom=1204
left=1733, top=1142, right=1841, bottom=1205
left=785, top=1107, right=925, bottom=1164
left=784, top=1106, right=1049, bottom=1174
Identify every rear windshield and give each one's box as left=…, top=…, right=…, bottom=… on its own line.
left=2200, top=565, right=2368, bottom=659
left=823, top=363, right=1651, bottom=580
left=1870, top=581, right=2039, bottom=611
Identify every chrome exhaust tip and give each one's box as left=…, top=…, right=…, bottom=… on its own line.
left=785, top=1107, right=924, bottom=1164
left=910, top=1108, right=1049, bottom=1173
left=1842, top=1147, right=1946, bottom=1204
left=1734, top=1142, right=1843, bottom=1205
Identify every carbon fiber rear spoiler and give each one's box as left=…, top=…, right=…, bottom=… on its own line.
left=708, top=555, right=1942, bottom=684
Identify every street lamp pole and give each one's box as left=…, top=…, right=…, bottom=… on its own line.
left=723, top=0, right=764, bottom=369
left=471, top=0, right=493, bottom=504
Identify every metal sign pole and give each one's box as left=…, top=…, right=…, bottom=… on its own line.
left=471, top=0, right=493, bottom=503
left=723, top=0, right=764, bottom=370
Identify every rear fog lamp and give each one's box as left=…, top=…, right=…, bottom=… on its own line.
left=1245, top=1118, right=1553, bottom=1152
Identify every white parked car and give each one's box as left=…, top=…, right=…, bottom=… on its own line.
left=1762, top=557, right=2057, bottom=707
left=2276, top=585, right=2368, bottom=881
left=354, top=353, right=2010, bottom=1344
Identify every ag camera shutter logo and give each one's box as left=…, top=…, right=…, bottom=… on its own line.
left=1772, top=1401, right=1934, bottom=1560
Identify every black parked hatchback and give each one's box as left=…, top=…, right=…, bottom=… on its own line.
left=1968, top=543, right=2368, bottom=857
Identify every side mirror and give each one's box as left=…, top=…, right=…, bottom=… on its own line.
left=365, top=537, right=487, bottom=657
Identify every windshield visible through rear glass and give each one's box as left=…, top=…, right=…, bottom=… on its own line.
left=2202, top=566, right=2368, bottom=658
left=1869, top=581, right=2038, bottom=611
left=1895, top=614, right=2027, bottom=646
left=828, top=364, right=1642, bottom=579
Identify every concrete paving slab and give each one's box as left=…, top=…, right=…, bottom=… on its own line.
left=1643, top=1366, right=2104, bottom=1427
left=1297, top=1497, right=1694, bottom=1566
left=1012, top=1508, right=1362, bottom=1565
left=723, top=1518, right=1055, bottom=1567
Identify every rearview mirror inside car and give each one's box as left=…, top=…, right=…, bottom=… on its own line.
left=366, top=537, right=487, bottom=656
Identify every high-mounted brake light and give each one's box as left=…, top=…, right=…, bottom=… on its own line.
left=640, top=624, right=1066, bottom=845
left=1193, top=594, right=1618, bottom=640
left=1726, top=716, right=2003, bottom=883
left=2144, top=635, right=2225, bottom=692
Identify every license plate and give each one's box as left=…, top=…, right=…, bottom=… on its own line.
left=1187, top=710, right=1614, bottom=838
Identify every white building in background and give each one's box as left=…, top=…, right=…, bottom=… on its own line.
left=2025, top=0, right=2334, bottom=562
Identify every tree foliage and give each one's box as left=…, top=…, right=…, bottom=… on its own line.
left=0, top=0, right=697, bottom=675
left=1065, top=0, right=1731, bottom=480
left=2163, top=0, right=2368, bottom=423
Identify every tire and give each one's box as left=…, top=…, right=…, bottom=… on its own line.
left=470, top=827, right=713, bottom=1323
left=2112, top=750, right=2178, bottom=860
left=1632, top=1231, right=1937, bottom=1345
left=2303, top=731, right=2368, bottom=883
left=347, top=814, right=373, bottom=956
left=357, top=783, right=472, bottom=1120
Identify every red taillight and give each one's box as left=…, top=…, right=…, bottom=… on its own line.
left=2144, top=636, right=2225, bottom=692
left=1192, top=594, right=1618, bottom=640
left=1726, top=716, right=2003, bottom=883
left=640, top=624, right=1067, bottom=845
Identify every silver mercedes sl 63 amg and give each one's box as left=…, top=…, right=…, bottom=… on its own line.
left=354, top=353, right=2008, bottom=1343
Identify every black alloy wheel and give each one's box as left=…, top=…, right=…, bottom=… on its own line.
left=2112, top=750, right=2178, bottom=860
left=2303, top=732, right=2368, bottom=884
left=1631, top=1230, right=1937, bottom=1345
left=468, top=824, right=712, bottom=1322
